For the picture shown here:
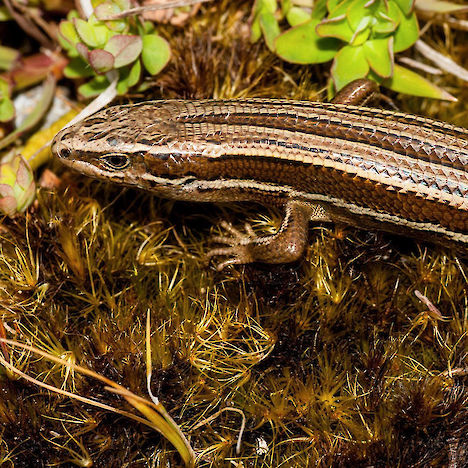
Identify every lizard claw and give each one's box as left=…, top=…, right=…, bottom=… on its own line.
left=207, top=221, right=258, bottom=270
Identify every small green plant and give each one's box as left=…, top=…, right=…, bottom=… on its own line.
left=251, top=0, right=449, bottom=99
left=0, top=152, right=35, bottom=216
left=58, top=0, right=171, bottom=98
left=0, top=76, right=14, bottom=122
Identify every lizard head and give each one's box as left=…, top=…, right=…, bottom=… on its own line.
left=51, top=102, right=200, bottom=197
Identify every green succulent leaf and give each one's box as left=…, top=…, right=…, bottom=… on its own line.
left=281, top=0, right=291, bottom=15
left=94, top=2, right=121, bottom=20
left=393, top=9, right=419, bottom=52
left=115, top=0, right=131, bottom=10
left=0, top=79, right=14, bottom=123
left=346, top=0, right=372, bottom=32
left=74, top=17, right=109, bottom=49
left=76, top=43, right=90, bottom=61
left=0, top=45, right=20, bottom=71
left=326, top=0, right=342, bottom=11
left=259, top=10, right=281, bottom=51
left=127, top=59, right=141, bottom=87
left=117, top=76, right=130, bottom=95
left=275, top=18, right=340, bottom=63
left=116, top=60, right=142, bottom=95
left=141, top=21, right=156, bottom=35
left=78, top=75, right=110, bottom=98
left=64, top=57, right=94, bottom=78
left=0, top=77, right=9, bottom=96
left=256, top=0, right=278, bottom=14
left=104, top=35, right=142, bottom=68
left=394, top=0, right=415, bottom=15
left=382, top=64, right=455, bottom=100
left=332, top=44, right=369, bottom=90
left=373, top=1, right=400, bottom=34
left=141, top=34, right=170, bottom=75
left=327, top=0, right=349, bottom=17
left=0, top=154, right=35, bottom=216
left=251, top=16, right=262, bottom=42
left=0, top=98, right=14, bottom=122
left=349, top=25, right=371, bottom=46
left=316, top=15, right=354, bottom=43
left=58, top=20, right=81, bottom=56
left=88, top=49, right=115, bottom=73
left=363, top=37, right=393, bottom=78
left=312, top=0, right=328, bottom=20
left=0, top=74, right=55, bottom=151
left=286, top=6, right=312, bottom=26
left=95, top=2, right=128, bottom=33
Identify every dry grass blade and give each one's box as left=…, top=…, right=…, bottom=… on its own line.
left=415, top=39, right=468, bottom=81
left=191, top=406, right=246, bottom=455
left=0, top=338, right=196, bottom=467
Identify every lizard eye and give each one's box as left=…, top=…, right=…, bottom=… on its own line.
left=101, top=154, right=130, bottom=170
left=59, top=148, right=71, bottom=159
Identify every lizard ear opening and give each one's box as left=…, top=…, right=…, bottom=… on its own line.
left=100, top=154, right=130, bottom=170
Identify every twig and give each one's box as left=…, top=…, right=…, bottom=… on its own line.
left=102, top=0, right=213, bottom=21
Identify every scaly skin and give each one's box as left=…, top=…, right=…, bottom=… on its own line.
left=52, top=81, right=468, bottom=267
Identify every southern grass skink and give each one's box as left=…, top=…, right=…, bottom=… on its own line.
left=52, top=81, right=468, bottom=268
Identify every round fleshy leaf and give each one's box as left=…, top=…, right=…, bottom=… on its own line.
left=259, top=10, right=281, bottom=51
left=94, top=2, right=120, bottom=20
left=127, top=59, right=141, bottom=87
left=312, top=0, right=328, bottom=20
left=74, top=18, right=109, bottom=48
left=251, top=16, right=262, bottom=42
left=316, top=16, right=354, bottom=42
left=373, top=15, right=398, bottom=34
left=382, top=64, right=456, bottom=101
left=327, top=0, right=349, bottom=17
left=104, top=35, right=142, bottom=68
left=64, top=57, right=95, bottom=78
left=256, top=0, right=277, bottom=14
left=116, top=60, right=141, bottom=94
left=141, top=34, right=171, bottom=75
left=117, top=76, right=129, bottom=95
left=0, top=154, right=35, bottom=215
left=363, top=37, right=393, bottom=78
left=0, top=77, right=10, bottom=97
left=0, top=97, right=14, bottom=122
left=327, top=0, right=341, bottom=11
left=88, top=49, right=115, bottom=73
left=349, top=25, right=370, bottom=46
left=394, top=0, right=414, bottom=15
left=142, top=21, right=156, bottom=35
left=76, top=42, right=90, bottom=61
left=331, top=44, right=369, bottom=90
left=78, top=75, right=110, bottom=98
left=346, top=0, right=372, bottom=32
left=95, top=3, right=128, bottom=32
left=286, top=6, right=312, bottom=26
left=115, top=0, right=131, bottom=10
left=393, top=10, right=419, bottom=52
left=59, top=20, right=80, bottom=48
left=275, top=18, right=340, bottom=64
left=374, top=1, right=400, bottom=34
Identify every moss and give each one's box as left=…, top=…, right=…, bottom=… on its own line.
left=1, top=1, right=467, bottom=466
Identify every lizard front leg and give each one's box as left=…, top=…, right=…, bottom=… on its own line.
left=208, top=200, right=330, bottom=269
